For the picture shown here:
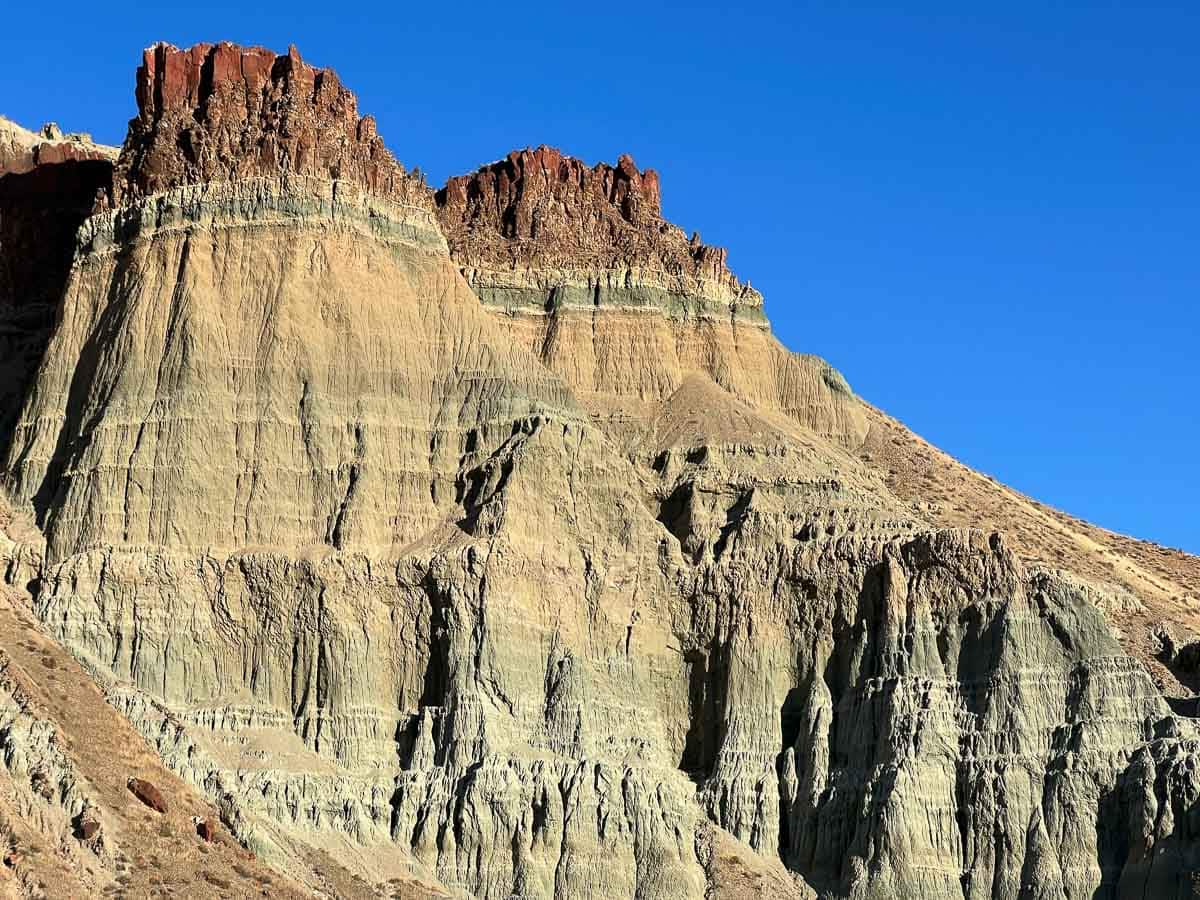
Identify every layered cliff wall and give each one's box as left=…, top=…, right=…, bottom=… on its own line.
left=0, top=43, right=728, bottom=898
left=0, top=41, right=1197, bottom=900
left=436, top=147, right=866, bottom=450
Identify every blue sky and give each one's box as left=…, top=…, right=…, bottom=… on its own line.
left=3, top=3, right=1197, bottom=554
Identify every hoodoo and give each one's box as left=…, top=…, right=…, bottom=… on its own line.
left=0, top=42, right=1197, bottom=900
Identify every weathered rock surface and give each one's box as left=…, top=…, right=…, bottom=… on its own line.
left=0, top=40, right=1197, bottom=900
left=126, top=778, right=167, bottom=814
left=111, top=42, right=429, bottom=208
left=436, top=145, right=748, bottom=314
left=0, top=585, right=392, bottom=899
left=436, top=147, right=867, bottom=450
left=858, top=404, right=1200, bottom=700
left=0, top=118, right=115, bottom=178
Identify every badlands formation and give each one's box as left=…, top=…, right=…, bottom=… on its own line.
left=0, top=41, right=1198, bottom=900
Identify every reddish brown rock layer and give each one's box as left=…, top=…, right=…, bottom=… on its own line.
left=30, top=140, right=114, bottom=170
left=110, top=42, right=429, bottom=208
left=0, top=119, right=115, bottom=178
left=436, top=145, right=749, bottom=291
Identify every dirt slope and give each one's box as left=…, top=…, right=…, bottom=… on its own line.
left=858, top=404, right=1200, bottom=694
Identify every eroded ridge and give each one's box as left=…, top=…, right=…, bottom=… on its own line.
left=1, top=39, right=1198, bottom=900
left=437, top=145, right=763, bottom=319
left=108, top=42, right=431, bottom=209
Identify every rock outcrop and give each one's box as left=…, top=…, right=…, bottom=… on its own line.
left=436, top=146, right=749, bottom=314
left=857, top=403, right=1200, bottom=701
left=436, top=147, right=866, bottom=450
left=0, top=118, right=114, bottom=178
left=110, top=42, right=428, bottom=208
left=0, top=584, right=389, bottom=899
left=0, top=41, right=1197, bottom=900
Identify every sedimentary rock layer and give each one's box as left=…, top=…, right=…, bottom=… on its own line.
left=0, top=583, right=384, bottom=899
left=436, top=146, right=868, bottom=450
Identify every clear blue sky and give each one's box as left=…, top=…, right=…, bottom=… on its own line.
left=3, top=3, right=1197, bottom=554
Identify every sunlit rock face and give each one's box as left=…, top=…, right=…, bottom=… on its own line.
left=1, top=41, right=1197, bottom=900
left=435, top=145, right=868, bottom=452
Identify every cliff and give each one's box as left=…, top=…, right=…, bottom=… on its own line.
left=110, top=42, right=430, bottom=208
left=0, top=118, right=116, bottom=465
left=436, top=145, right=753, bottom=311
left=437, top=147, right=866, bottom=450
left=0, top=42, right=1197, bottom=900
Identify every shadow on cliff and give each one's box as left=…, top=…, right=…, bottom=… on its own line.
left=0, top=159, right=112, bottom=460
left=16, top=234, right=150, bottom=549
left=770, top=560, right=896, bottom=894
left=680, top=641, right=729, bottom=782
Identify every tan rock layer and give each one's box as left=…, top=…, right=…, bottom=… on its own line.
left=857, top=404, right=1200, bottom=698
left=434, top=146, right=867, bottom=453
left=0, top=588, right=351, bottom=899
left=4, top=177, right=573, bottom=566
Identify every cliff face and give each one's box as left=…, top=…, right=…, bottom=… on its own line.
left=110, top=42, right=429, bottom=208
left=0, top=118, right=116, bottom=462
left=0, top=575, right=408, bottom=900
left=436, top=146, right=738, bottom=301
left=435, top=147, right=866, bottom=451
left=1, top=42, right=1198, bottom=900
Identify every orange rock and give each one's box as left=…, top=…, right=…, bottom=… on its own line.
left=127, top=777, right=168, bottom=813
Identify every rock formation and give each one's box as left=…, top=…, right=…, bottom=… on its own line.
left=109, top=42, right=428, bottom=209
left=0, top=41, right=1197, bottom=900
left=0, top=581, right=416, bottom=899
left=0, top=118, right=116, bottom=454
left=435, top=147, right=866, bottom=450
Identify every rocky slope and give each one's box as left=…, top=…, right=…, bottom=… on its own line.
left=0, top=572, right=403, bottom=900
left=0, top=40, right=1196, bottom=900
left=858, top=405, right=1200, bottom=699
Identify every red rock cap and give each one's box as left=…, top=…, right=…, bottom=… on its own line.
left=111, top=42, right=428, bottom=208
